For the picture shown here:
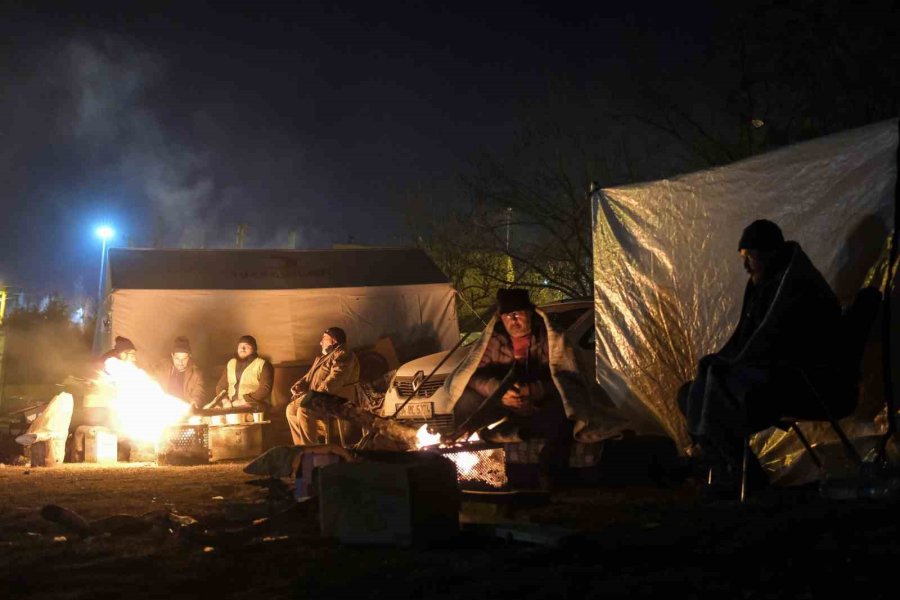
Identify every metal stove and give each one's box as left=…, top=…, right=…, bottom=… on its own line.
left=157, top=424, right=210, bottom=466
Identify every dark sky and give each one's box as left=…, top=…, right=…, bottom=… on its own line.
left=0, top=0, right=720, bottom=298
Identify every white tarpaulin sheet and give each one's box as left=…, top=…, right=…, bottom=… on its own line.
left=593, top=119, right=898, bottom=461
left=106, top=283, right=458, bottom=373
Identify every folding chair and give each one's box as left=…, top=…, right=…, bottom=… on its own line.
left=739, top=287, right=881, bottom=502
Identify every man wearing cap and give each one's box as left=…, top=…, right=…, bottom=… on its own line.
left=455, top=288, right=574, bottom=484
left=285, top=327, right=360, bottom=445
left=677, top=219, right=851, bottom=489
left=214, top=335, right=274, bottom=410
left=152, top=336, right=206, bottom=409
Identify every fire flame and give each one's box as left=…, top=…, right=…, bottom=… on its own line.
left=414, top=425, right=485, bottom=476
left=415, top=424, right=441, bottom=448
left=101, top=358, right=191, bottom=447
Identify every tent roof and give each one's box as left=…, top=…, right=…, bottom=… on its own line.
left=107, top=247, right=450, bottom=290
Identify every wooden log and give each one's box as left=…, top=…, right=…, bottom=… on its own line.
left=302, top=391, right=419, bottom=449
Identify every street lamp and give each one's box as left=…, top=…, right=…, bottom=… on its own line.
left=95, top=226, right=115, bottom=304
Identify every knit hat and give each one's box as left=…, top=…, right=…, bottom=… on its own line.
left=323, top=326, right=347, bottom=345
left=238, top=335, right=258, bottom=351
left=496, top=288, right=533, bottom=314
left=113, top=336, right=136, bottom=353
left=172, top=336, right=191, bottom=354
left=738, top=219, right=785, bottom=253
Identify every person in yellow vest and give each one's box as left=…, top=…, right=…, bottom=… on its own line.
left=285, top=327, right=360, bottom=445
left=213, top=335, right=274, bottom=410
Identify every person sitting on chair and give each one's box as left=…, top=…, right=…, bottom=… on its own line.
left=213, top=335, right=273, bottom=411
left=285, top=327, right=360, bottom=446
left=677, top=219, right=855, bottom=490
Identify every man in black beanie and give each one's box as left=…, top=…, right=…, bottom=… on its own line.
left=214, top=335, right=273, bottom=409
left=677, top=219, right=852, bottom=492
left=100, top=336, right=138, bottom=365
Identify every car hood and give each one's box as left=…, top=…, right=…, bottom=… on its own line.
left=394, top=347, right=467, bottom=378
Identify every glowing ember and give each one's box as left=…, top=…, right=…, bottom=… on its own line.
left=448, top=451, right=479, bottom=474
left=101, top=358, right=191, bottom=447
left=413, top=424, right=503, bottom=484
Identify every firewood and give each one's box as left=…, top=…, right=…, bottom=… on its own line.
left=303, top=391, right=419, bottom=449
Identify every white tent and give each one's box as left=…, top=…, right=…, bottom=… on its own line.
left=593, top=119, right=898, bottom=475
left=95, top=247, right=459, bottom=376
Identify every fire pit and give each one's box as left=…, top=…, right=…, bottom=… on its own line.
left=157, top=424, right=210, bottom=466
left=188, top=408, right=268, bottom=461
left=424, top=442, right=508, bottom=490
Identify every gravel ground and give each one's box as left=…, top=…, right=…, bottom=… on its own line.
left=1, top=461, right=898, bottom=599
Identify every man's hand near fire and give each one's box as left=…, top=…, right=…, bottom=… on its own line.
left=203, top=390, right=228, bottom=410
left=500, top=382, right=535, bottom=415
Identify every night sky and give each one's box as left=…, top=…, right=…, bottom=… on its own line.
left=2, top=1, right=723, bottom=298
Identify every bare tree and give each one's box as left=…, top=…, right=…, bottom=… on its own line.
left=622, top=0, right=899, bottom=167
left=408, top=124, right=628, bottom=327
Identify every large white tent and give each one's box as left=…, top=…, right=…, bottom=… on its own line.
left=593, top=119, right=898, bottom=474
left=95, top=247, right=459, bottom=378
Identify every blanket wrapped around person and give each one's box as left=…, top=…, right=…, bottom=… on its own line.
left=444, top=307, right=631, bottom=444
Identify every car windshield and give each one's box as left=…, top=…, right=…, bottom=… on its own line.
left=546, top=306, right=590, bottom=329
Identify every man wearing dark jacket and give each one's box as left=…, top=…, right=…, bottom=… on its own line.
left=152, top=336, right=206, bottom=409
left=678, top=220, right=853, bottom=487
left=214, top=335, right=274, bottom=410
left=459, top=288, right=573, bottom=483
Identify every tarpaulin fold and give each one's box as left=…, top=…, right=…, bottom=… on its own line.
left=593, top=119, right=898, bottom=478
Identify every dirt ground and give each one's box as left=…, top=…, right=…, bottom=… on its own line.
left=1, top=460, right=898, bottom=599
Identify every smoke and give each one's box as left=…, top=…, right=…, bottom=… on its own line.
left=61, top=37, right=223, bottom=248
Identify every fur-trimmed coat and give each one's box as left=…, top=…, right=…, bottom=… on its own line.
left=445, top=308, right=630, bottom=442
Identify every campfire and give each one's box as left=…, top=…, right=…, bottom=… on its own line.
left=300, top=391, right=509, bottom=489
left=414, top=425, right=507, bottom=490
left=100, top=358, right=192, bottom=448
left=90, top=358, right=196, bottom=462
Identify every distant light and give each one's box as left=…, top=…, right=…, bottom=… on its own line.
left=751, top=119, right=765, bottom=129
left=95, top=226, right=115, bottom=240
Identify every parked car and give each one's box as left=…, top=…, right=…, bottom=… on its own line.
left=380, top=300, right=596, bottom=433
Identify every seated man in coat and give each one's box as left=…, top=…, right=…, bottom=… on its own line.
left=285, top=327, right=360, bottom=445
left=152, top=336, right=205, bottom=409
left=448, top=288, right=628, bottom=485
left=677, top=220, right=855, bottom=488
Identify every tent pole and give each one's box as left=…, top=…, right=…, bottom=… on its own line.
left=878, top=118, right=900, bottom=462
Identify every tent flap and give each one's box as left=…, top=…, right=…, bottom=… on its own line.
left=593, top=119, right=899, bottom=462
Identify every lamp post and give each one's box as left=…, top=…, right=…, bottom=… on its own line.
left=95, top=226, right=114, bottom=307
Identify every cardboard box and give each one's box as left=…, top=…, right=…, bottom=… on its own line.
left=318, top=452, right=459, bottom=546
